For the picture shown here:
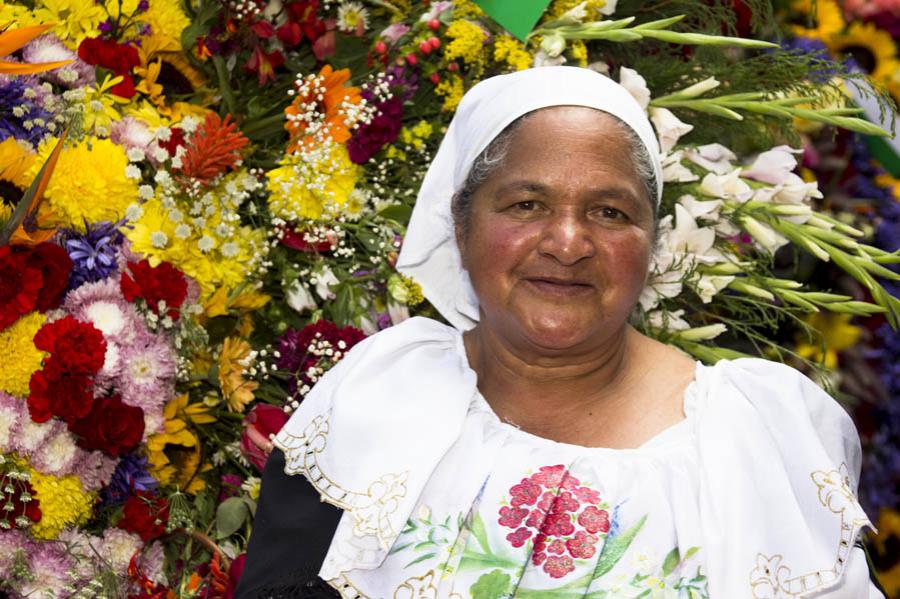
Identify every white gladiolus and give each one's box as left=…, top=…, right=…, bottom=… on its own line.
left=693, top=273, right=735, bottom=303
left=742, top=145, right=802, bottom=185
left=677, top=323, right=728, bottom=341
left=661, top=151, right=699, bottom=183
left=540, top=33, right=567, bottom=57
left=673, top=76, right=721, bottom=98
left=314, top=266, right=340, bottom=300
left=285, top=281, right=317, bottom=313
left=647, top=308, right=690, bottom=330
left=619, top=67, right=651, bottom=110
left=699, top=169, right=753, bottom=202
left=678, top=194, right=723, bottom=222
left=649, top=107, right=693, bottom=153
left=387, top=299, right=411, bottom=325
left=683, top=143, right=737, bottom=174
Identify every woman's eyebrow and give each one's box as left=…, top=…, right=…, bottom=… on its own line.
left=495, top=180, right=549, bottom=195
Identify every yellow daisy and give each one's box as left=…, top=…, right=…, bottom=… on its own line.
left=32, top=0, right=105, bottom=47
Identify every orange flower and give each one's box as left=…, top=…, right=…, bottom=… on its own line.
left=284, top=64, right=362, bottom=152
left=0, top=23, right=72, bottom=75
left=218, top=337, right=258, bottom=413
left=177, top=113, right=248, bottom=184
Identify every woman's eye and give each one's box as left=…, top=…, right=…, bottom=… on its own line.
left=599, top=206, right=628, bottom=220
left=512, top=200, right=538, bottom=211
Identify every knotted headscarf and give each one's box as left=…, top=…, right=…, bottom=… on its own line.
left=396, top=66, right=663, bottom=331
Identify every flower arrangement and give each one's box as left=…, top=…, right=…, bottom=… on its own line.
left=0, top=0, right=898, bottom=595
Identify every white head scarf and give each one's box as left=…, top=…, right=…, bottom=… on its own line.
left=396, top=66, right=663, bottom=331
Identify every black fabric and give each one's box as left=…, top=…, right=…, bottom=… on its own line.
left=235, top=448, right=342, bottom=599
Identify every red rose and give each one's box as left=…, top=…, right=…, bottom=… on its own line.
left=110, top=73, right=137, bottom=99
left=118, top=491, right=169, bottom=542
left=69, top=394, right=145, bottom=457
left=22, top=243, right=72, bottom=312
left=240, top=403, right=290, bottom=472
left=28, top=361, right=95, bottom=424
left=0, top=245, right=42, bottom=331
left=120, top=260, right=188, bottom=319
left=77, top=37, right=140, bottom=75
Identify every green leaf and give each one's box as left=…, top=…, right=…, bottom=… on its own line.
left=469, top=512, right=492, bottom=554
left=181, top=1, right=220, bottom=52
left=591, top=515, right=647, bottom=579
left=662, top=547, right=680, bottom=576
left=469, top=570, right=512, bottom=599
left=377, top=203, right=413, bottom=224
left=404, top=552, right=436, bottom=568
left=215, top=497, right=249, bottom=539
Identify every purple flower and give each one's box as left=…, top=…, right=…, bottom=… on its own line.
left=347, top=97, right=404, bottom=164
left=0, top=78, right=55, bottom=146
left=117, top=331, right=177, bottom=431
left=23, top=34, right=96, bottom=88
left=138, top=0, right=150, bottom=12
left=100, top=453, right=159, bottom=505
left=61, top=220, right=126, bottom=289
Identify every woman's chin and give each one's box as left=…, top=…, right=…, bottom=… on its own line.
left=515, top=315, right=600, bottom=351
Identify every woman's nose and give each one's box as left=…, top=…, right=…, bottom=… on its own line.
left=536, top=211, right=596, bottom=265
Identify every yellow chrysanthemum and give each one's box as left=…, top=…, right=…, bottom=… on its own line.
left=449, top=0, right=484, bottom=18
left=218, top=337, right=258, bottom=413
left=435, top=74, right=465, bottom=111
left=32, top=0, right=105, bottom=47
left=795, top=312, right=861, bottom=370
left=28, top=467, right=95, bottom=539
left=493, top=35, right=532, bottom=71
left=0, top=312, right=47, bottom=398
left=147, top=395, right=213, bottom=494
left=545, top=0, right=606, bottom=20
left=789, top=0, right=845, bottom=40
left=267, top=143, right=361, bottom=221
left=0, top=138, right=36, bottom=190
left=140, top=0, right=191, bottom=53
left=826, top=22, right=900, bottom=84
left=30, top=136, right=138, bottom=232
left=444, top=20, right=486, bottom=65
left=0, top=4, right=41, bottom=28
left=569, top=39, right=588, bottom=67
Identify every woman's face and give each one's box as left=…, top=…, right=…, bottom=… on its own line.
left=458, top=106, right=655, bottom=352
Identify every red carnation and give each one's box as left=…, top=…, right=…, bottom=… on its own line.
left=278, top=225, right=336, bottom=252
left=0, top=245, right=42, bottom=331
left=27, top=361, right=95, bottom=424
left=23, top=243, right=72, bottom=312
left=240, top=403, right=290, bottom=472
left=33, top=316, right=106, bottom=375
left=69, top=394, right=145, bottom=457
left=77, top=37, right=140, bottom=75
left=158, top=127, right=186, bottom=156
left=120, top=260, right=188, bottom=319
left=118, top=491, right=169, bottom=542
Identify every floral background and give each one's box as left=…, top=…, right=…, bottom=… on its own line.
left=0, top=0, right=898, bottom=596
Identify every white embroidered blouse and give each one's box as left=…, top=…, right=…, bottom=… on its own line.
left=273, top=317, right=882, bottom=599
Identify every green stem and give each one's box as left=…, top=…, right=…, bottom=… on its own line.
left=212, top=55, right=238, bottom=117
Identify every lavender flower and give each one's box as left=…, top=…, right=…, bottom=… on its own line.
left=0, top=78, right=55, bottom=146
left=61, top=220, right=126, bottom=289
left=23, top=34, right=96, bottom=88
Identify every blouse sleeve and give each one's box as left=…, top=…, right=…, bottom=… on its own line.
left=694, top=358, right=878, bottom=598
left=234, top=448, right=341, bottom=599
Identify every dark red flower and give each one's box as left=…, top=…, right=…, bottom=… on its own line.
left=244, top=45, right=284, bottom=85
left=225, top=553, right=247, bottom=599
left=20, top=243, right=72, bottom=311
left=69, top=394, right=145, bottom=457
left=240, top=403, right=290, bottom=471
left=276, top=21, right=303, bottom=46
left=572, top=486, right=601, bottom=505
left=27, top=362, right=94, bottom=424
left=565, top=530, right=599, bottom=559
left=498, top=505, right=528, bottom=528
left=33, top=316, right=106, bottom=375
left=577, top=506, right=610, bottom=534
left=276, top=320, right=366, bottom=397
left=118, top=491, right=169, bottom=542
left=278, top=225, right=336, bottom=252
left=543, top=555, right=575, bottom=579
left=532, top=551, right=547, bottom=566
left=509, top=478, right=541, bottom=507
left=77, top=37, right=140, bottom=75
left=120, top=260, right=188, bottom=318
left=552, top=491, right=580, bottom=514
left=526, top=507, right=546, bottom=529
left=0, top=245, right=42, bottom=331
left=0, top=472, right=41, bottom=529
left=110, top=74, right=137, bottom=99
left=547, top=539, right=566, bottom=555
left=284, top=0, right=326, bottom=43
left=505, top=527, right=532, bottom=548
left=159, top=127, right=186, bottom=156
left=347, top=97, right=403, bottom=164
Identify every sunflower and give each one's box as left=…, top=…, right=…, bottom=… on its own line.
left=826, top=22, right=900, bottom=84
left=146, top=394, right=214, bottom=494
left=284, top=64, right=362, bottom=152
left=0, top=138, right=36, bottom=206
left=789, top=0, right=845, bottom=41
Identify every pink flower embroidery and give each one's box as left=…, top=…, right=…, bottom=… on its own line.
left=498, top=464, right=611, bottom=579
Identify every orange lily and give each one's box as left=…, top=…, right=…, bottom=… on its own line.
left=0, top=23, right=72, bottom=75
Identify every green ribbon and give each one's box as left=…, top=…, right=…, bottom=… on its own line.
left=473, top=0, right=552, bottom=41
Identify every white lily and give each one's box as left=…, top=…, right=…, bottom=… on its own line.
left=661, top=151, right=699, bottom=183
left=286, top=280, right=317, bottom=313
left=699, top=169, right=753, bottom=202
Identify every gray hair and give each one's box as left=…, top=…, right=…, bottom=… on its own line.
left=451, top=109, right=659, bottom=241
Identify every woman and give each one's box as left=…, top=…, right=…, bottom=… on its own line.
left=237, top=67, right=883, bottom=598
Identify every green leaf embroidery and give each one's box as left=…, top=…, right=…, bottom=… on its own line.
left=662, top=547, right=680, bottom=576
left=468, top=512, right=492, bottom=555
left=591, top=515, right=648, bottom=579
left=470, top=569, right=513, bottom=599
left=404, top=552, right=436, bottom=568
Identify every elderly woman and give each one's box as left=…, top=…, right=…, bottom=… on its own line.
left=236, top=67, right=883, bottom=598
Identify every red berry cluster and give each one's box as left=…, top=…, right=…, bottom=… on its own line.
left=499, top=465, right=611, bottom=579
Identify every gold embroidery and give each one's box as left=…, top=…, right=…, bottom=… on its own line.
left=329, top=574, right=370, bottom=599
left=392, top=570, right=463, bottom=599
left=275, top=414, right=409, bottom=548
left=749, top=463, right=872, bottom=598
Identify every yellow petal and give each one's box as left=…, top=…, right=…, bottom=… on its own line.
left=0, top=58, right=73, bottom=75
left=0, top=23, right=55, bottom=56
